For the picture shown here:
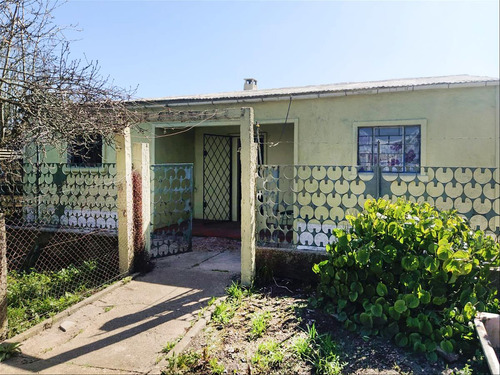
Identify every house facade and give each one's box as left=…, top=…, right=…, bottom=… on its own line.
left=129, top=75, right=499, bottom=224
left=27, top=75, right=499, bottom=246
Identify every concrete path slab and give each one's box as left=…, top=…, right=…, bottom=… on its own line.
left=0, top=246, right=240, bottom=374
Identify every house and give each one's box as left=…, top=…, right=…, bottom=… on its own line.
left=17, top=74, right=499, bottom=250
left=128, top=75, right=499, bottom=230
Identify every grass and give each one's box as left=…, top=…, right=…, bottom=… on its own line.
left=453, top=363, right=474, bottom=375
left=167, top=281, right=345, bottom=374
left=163, top=352, right=201, bottom=374
left=208, top=357, right=225, bottom=375
left=251, top=340, right=285, bottom=371
left=211, top=281, right=251, bottom=326
left=161, top=341, right=177, bottom=354
left=292, top=336, right=313, bottom=359
left=6, top=261, right=99, bottom=337
left=161, top=348, right=226, bottom=375
left=291, top=323, right=346, bottom=375
left=0, top=342, right=22, bottom=362
left=162, top=337, right=181, bottom=354
left=121, top=276, right=133, bottom=284
left=165, top=280, right=487, bottom=375
left=211, top=300, right=235, bottom=325
left=225, top=281, right=246, bottom=300
left=6, top=261, right=122, bottom=338
left=249, top=311, right=272, bottom=340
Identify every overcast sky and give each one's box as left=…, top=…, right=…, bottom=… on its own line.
left=53, top=0, right=500, bottom=99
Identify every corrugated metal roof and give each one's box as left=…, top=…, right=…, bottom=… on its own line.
left=133, top=75, right=499, bottom=106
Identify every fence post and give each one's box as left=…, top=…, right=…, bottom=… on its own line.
left=374, top=164, right=381, bottom=199
left=375, top=140, right=381, bottom=199
left=0, top=214, right=7, bottom=340
left=133, top=143, right=151, bottom=255
left=240, top=107, right=257, bottom=286
left=116, top=128, right=134, bottom=274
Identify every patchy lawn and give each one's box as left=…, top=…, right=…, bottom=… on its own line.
left=161, top=280, right=487, bottom=375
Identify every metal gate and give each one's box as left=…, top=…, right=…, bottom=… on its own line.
left=203, top=134, right=233, bottom=221
left=150, top=163, right=193, bottom=258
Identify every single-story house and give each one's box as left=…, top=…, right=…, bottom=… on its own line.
left=24, top=74, right=499, bottom=248
left=127, top=75, right=499, bottom=224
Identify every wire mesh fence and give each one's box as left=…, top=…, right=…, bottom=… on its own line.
left=256, top=165, right=500, bottom=250
left=0, top=162, right=124, bottom=338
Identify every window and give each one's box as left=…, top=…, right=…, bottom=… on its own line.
left=358, top=125, right=421, bottom=172
left=67, top=136, right=103, bottom=165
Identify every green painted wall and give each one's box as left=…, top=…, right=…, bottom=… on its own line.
left=154, top=128, right=195, bottom=164
left=289, top=86, right=499, bottom=167
left=145, top=86, right=498, bottom=166
left=31, top=85, right=499, bottom=222
left=34, top=141, right=117, bottom=164
left=38, top=85, right=500, bottom=170
left=142, top=85, right=498, bottom=219
left=259, top=123, right=294, bottom=165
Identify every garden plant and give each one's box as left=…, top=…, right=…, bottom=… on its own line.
left=313, top=198, right=500, bottom=362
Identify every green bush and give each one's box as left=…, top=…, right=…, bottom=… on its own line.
left=312, top=198, right=499, bottom=361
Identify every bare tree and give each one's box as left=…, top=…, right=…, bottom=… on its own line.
left=0, top=0, right=138, bottom=167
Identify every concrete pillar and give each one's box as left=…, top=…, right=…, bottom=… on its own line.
left=0, top=214, right=7, bottom=339
left=116, top=128, right=134, bottom=274
left=240, top=107, right=257, bottom=286
left=133, top=143, right=151, bottom=255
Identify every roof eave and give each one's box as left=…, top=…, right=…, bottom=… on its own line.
left=128, top=79, right=499, bottom=108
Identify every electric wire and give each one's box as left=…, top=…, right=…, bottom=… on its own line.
left=269, top=96, right=292, bottom=148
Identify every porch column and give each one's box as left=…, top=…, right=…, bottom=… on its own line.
left=240, top=107, right=257, bottom=286
left=116, top=128, right=134, bottom=274
left=133, top=143, right=151, bottom=255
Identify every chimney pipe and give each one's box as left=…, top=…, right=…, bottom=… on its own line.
left=244, top=78, right=257, bottom=90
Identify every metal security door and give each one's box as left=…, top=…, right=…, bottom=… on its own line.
left=203, top=134, right=232, bottom=221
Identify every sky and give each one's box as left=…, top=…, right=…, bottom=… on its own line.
left=52, top=0, right=500, bottom=99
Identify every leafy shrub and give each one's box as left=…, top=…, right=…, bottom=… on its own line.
left=312, top=198, right=499, bottom=361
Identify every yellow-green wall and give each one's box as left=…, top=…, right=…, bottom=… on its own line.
left=141, top=85, right=498, bottom=219
left=144, top=86, right=498, bottom=167
left=40, top=85, right=500, bottom=169
left=154, top=128, right=195, bottom=164
left=35, top=85, right=500, bottom=221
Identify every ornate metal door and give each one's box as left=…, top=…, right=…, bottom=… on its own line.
left=203, top=134, right=232, bottom=221
left=150, top=164, right=193, bottom=258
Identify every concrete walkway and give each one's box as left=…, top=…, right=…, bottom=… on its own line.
left=0, top=246, right=240, bottom=374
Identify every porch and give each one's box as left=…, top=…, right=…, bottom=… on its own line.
left=152, top=121, right=295, bottom=223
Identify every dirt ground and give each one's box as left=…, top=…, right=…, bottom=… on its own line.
left=167, top=278, right=486, bottom=374
left=171, top=238, right=487, bottom=375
